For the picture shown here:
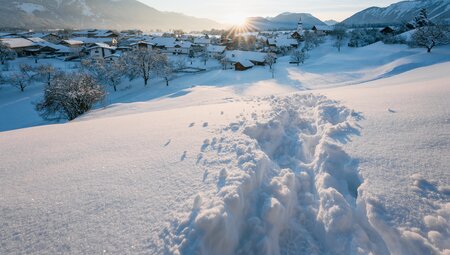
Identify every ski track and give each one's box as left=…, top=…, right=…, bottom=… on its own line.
left=161, top=94, right=391, bottom=255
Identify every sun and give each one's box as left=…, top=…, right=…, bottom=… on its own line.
left=225, top=14, right=248, bottom=27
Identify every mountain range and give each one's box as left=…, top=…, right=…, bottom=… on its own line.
left=0, top=0, right=222, bottom=31
left=342, top=0, right=450, bottom=25
left=246, top=13, right=326, bottom=31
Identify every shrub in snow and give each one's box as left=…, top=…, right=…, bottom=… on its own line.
left=36, top=72, right=105, bottom=121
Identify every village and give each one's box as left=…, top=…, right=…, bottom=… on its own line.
left=0, top=18, right=408, bottom=73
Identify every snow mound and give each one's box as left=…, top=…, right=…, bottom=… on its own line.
left=162, top=94, right=389, bottom=254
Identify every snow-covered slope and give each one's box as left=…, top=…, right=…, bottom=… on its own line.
left=342, top=0, right=450, bottom=25
left=0, top=0, right=222, bottom=31
left=1, top=42, right=449, bottom=254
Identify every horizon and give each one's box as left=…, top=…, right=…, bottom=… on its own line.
left=137, top=0, right=400, bottom=24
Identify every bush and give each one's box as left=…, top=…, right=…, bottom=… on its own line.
left=36, top=72, right=106, bottom=121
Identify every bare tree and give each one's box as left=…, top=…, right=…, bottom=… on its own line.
left=154, top=54, right=173, bottom=86
left=35, top=64, right=56, bottom=86
left=220, top=57, right=230, bottom=70
left=411, top=25, right=449, bottom=53
left=265, top=53, right=276, bottom=70
left=125, top=49, right=158, bottom=86
left=303, top=31, right=323, bottom=51
left=82, top=58, right=126, bottom=92
left=332, top=28, right=346, bottom=52
left=290, top=50, right=308, bottom=66
left=9, top=64, right=35, bottom=92
left=0, top=42, right=16, bottom=65
left=200, top=51, right=209, bottom=66
left=36, top=72, right=105, bottom=120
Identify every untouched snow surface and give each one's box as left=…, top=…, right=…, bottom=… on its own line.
left=0, top=42, right=449, bottom=254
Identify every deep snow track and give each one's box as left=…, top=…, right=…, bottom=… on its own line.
left=162, top=94, right=388, bottom=255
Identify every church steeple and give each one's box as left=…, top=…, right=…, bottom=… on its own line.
left=297, top=16, right=303, bottom=33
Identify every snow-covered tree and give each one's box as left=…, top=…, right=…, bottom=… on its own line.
left=0, top=42, right=16, bottom=65
left=303, top=31, right=323, bottom=51
left=82, top=58, right=126, bottom=92
left=414, top=9, right=433, bottom=28
left=220, top=57, right=230, bottom=70
left=265, top=53, right=276, bottom=70
left=332, top=28, right=346, bottom=52
left=35, top=64, right=56, bottom=86
left=411, top=25, right=449, bottom=53
left=9, top=64, right=35, bottom=92
left=290, top=50, right=308, bottom=66
left=154, top=54, right=173, bottom=86
left=200, top=51, right=209, bottom=66
left=36, top=72, right=106, bottom=121
left=125, top=49, right=159, bottom=86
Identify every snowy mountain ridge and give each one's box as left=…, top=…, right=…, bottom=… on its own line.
left=0, top=0, right=223, bottom=31
left=247, top=13, right=326, bottom=30
left=342, top=0, right=450, bottom=25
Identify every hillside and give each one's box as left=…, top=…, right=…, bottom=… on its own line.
left=342, top=0, right=450, bottom=25
left=0, top=0, right=223, bottom=31
left=1, top=39, right=449, bottom=254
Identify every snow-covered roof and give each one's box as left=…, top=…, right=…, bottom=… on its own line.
left=62, top=39, right=84, bottom=46
left=0, top=38, right=35, bottom=48
left=267, top=37, right=298, bottom=47
left=71, top=37, right=112, bottom=44
left=88, top=43, right=116, bottom=50
left=150, top=37, right=177, bottom=47
left=225, top=50, right=266, bottom=63
left=236, top=59, right=254, bottom=68
left=207, top=45, right=226, bottom=53
left=194, top=38, right=211, bottom=45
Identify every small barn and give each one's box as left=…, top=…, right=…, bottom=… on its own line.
left=235, top=60, right=254, bottom=71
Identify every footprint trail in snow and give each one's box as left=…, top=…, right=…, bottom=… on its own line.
left=162, top=94, right=389, bottom=255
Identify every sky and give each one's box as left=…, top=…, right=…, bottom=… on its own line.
left=137, top=0, right=400, bottom=24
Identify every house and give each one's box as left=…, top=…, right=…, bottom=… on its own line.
left=130, top=41, right=154, bottom=50
left=312, top=25, right=333, bottom=35
left=267, top=36, right=298, bottom=50
left=225, top=50, right=267, bottom=66
left=206, top=45, right=226, bottom=58
left=0, top=38, right=40, bottom=56
left=60, top=39, right=85, bottom=55
left=84, top=43, right=116, bottom=58
left=166, top=41, right=192, bottom=55
left=235, top=60, right=254, bottom=71
left=380, top=26, right=395, bottom=35
left=194, top=37, right=211, bottom=46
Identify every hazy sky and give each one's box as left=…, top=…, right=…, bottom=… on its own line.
left=137, top=0, right=399, bottom=23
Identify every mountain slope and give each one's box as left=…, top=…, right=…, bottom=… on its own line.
left=0, top=0, right=223, bottom=31
left=342, top=0, right=450, bottom=25
left=247, top=12, right=326, bottom=30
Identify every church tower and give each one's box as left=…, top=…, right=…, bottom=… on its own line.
left=297, top=16, right=303, bottom=34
